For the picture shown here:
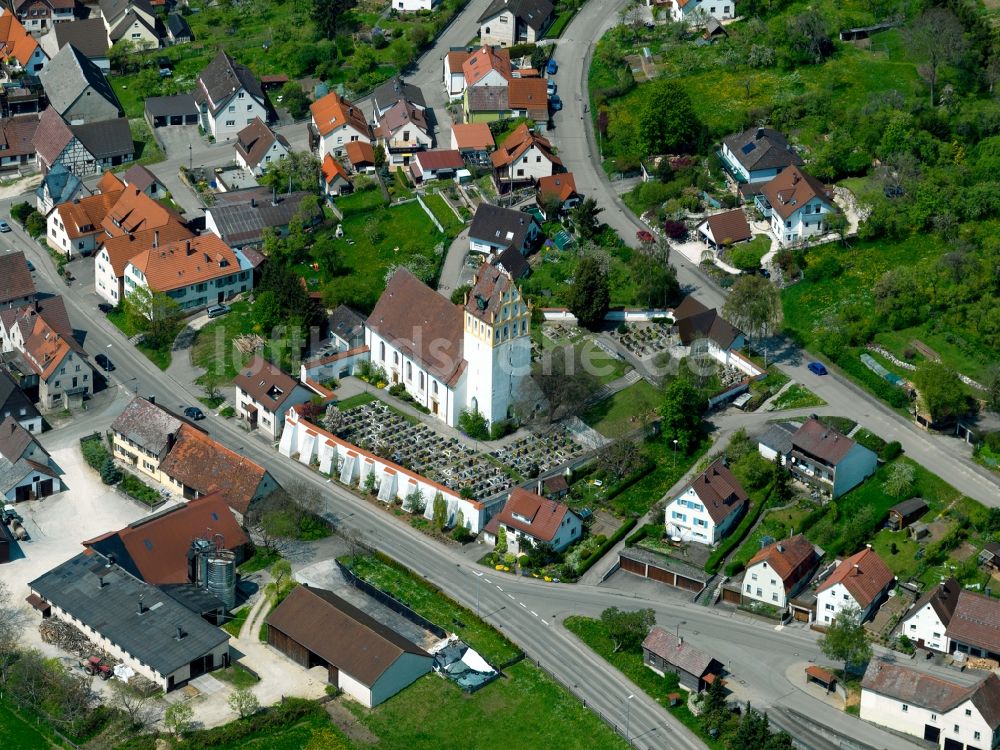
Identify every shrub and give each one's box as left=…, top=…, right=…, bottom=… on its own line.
left=81, top=436, right=111, bottom=471
left=121, top=474, right=160, bottom=505
left=881, top=440, right=903, bottom=461
left=100, top=457, right=123, bottom=485
left=458, top=408, right=489, bottom=440
left=490, top=420, right=515, bottom=440
left=662, top=219, right=687, bottom=240
left=985, top=432, right=1000, bottom=453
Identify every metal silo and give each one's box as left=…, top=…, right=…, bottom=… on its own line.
left=205, top=549, right=236, bottom=611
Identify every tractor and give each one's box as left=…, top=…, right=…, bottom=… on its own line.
left=81, top=656, right=112, bottom=680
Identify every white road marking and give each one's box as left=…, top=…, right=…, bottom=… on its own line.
left=507, top=594, right=515, bottom=600
left=519, top=602, right=527, bottom=608
left=530, top=611, right=538, bottom=617
left=541, top=619, right=549, bottom=626
left=496, top=586, right=503, bottom=591
left=483, top=578, right=492, bottom=584
left=774, top=624, right=784, bottom=631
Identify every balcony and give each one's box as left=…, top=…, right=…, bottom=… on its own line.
left=754, top=194, right=772, bottom=218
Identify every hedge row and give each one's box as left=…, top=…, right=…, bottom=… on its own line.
left=576, top=518, right=637, bottom=578
left=705, top=483, right=774, bottom=575
left=80, top=436, right=110, bottom=472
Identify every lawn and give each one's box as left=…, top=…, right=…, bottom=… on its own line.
left=421, top=192, right=464, bottom=234
left=190, top=300, right=259, bottom=385
left=874, top=326, right=994, bottom=385
left=611, top=437, right=711, bottom=518
left=106, top=308, right=173, bottom=370
left=563, top=616, right=725, bottom=750
left=520, top=245, right=639, bottom=309
left=340, top=554, right=521, bottom=665
left=334, top=392, right=377, bottom=410
left=544, top=9, right=576, bottom=38
left=583, top=379, right=660, bottom=437
left=352, top=662, right=630, bottom=750
left=729, top=500, right=817, bottom=573
left=770, top=384, right=826, bottom=410
left=213, top=664, right=260, bottom=689
left=238, top=548, right=281, bottom=574
left=0, top=700, right=60, bottom=749
left=222, top=606, right=251, bottom=637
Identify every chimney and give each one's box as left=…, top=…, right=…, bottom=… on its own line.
left=537, top=479, right=542, bottom=495
left=97, top=574, right=105, bottom=589
left=250, top=197, right=256, bottom=208
left=175, top=626, right=186, bottom=641
left=777, top=543, right=784, bottom=553
left=792, top=173, right=800, bottom=185
left=186, top=240, right=194, bottom=255
left=755, top=127, right=764, bottom=140
left=853, top=563, right=860, bottom=571
left=148, top=395, right=155, bottom=405
left=136, top=596, right=145, bottom=615
left=866, top=543, right=872, bottom=550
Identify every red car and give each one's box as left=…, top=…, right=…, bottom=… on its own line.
left=636, top=230, right=654, bottom=243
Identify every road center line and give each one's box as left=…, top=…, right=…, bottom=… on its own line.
left=496, top=586, right=503, bottom=591
left=507, top=594, right=515, bottom=600
left=519, top=602, right=527, bottom=608
left=530, top=611, right=538, bottom=617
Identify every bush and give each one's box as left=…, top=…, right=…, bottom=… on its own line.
left=458, top=408, right=489, bottom=440
left=25, top=212, right=46, bottom=238
left=882, top=440, right=903, bottom=461
left=100, top=456, right=123, bottom=485
left=121, top=474, right=160, bottom=505
left=489, top=420, right=515, bottom=440
left=985, top=432, right=1000, bottom=453
left=575, top=519, right=636, bottom=578
left=81, top=436, right=111, bottom=471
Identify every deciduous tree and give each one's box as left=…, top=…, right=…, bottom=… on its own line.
left=882, top=461, right=915, bottom=498
left=568, top=256, right=610, bottom=328
left=913, top=361, right=975, bottom=424
left=636, top=80, right=700, bottom=155
left=311, top=0, right=357, bottom=39
left=722, top=275, right=782, bottom=363
left=631, top=240, right=680, bottom=309
left=600, top=607, right=655, bottom=653
left=530, top=345, right=600, bottom=422
left=819, top=606, right=872, bottom=673
left=228, top=687, right=260, bottom=719
left=906, top=8, right=966, bottom=106
left=164, top=702, right=194, bottom=737
left=660, top=376, right=707, bottom=454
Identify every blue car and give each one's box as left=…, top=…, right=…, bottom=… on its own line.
left=546, top=58, right=558, bottom=75
left=807, top=362, right=828, bottom=376
left=550, top=94, right=562, bottom=111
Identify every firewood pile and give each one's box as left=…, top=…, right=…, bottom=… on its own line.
left=234, top=334, right=265, bottom=354
left=966, top=656, right=999, bottom=672
left=40, top=617, right=115, bottom=664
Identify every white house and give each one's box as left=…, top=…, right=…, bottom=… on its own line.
left=477, top=0, right=553, bottom=47
left=664, top=459, right=747, bottom=545
left=463, top=45, right=512, bottom=89
left=757, top=421, right=797, bottom=465
left=194, top=51, right=270, bottom=141
left=815, top=546, right=895, bottom=625
left=0, top=415, right=63, bottom=500
left=860, top=660, right=1000, bottom=750
left=320, top=154, right=352, bottom=197
left=742, top=534, right=818, bottom=611
left=365, top=265, right=530, bottom=428
left=468, top=202, right=541, bottom=255
left=444, top=50, right=471, bottom=99
left=483, top=487, right=582, bottom=555
left=234, top=355, right=314, bottom=440
left=669, top=0, right=736, bottom=24
left=901, top=578, right=1000, bottom=659
left=787, top=418, right=877, bottom=499
left=390, top=0, right=436, bottom=10
left=0, top=10, right=49, bottom=76
left=697, top=208, right=752, bottom=250
left=490, top=123, right=561, bottom=187
left=720, top=127, right=804, bottom=184
left=758, top=166, right=838, bottom=246
left=310, top=91, right=372, bottom=161
left=234, top=117, right=289, bottom=176
left=374, top=99, right=433, bottom=170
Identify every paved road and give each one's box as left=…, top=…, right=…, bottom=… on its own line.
left=544, top=5, right=999, bottom=507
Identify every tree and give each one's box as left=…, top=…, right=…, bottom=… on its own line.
left=530, top=345, right=600, bottom=423
left=279, top=82, right=311, bottom=120
left=0, top=581, right=28, bottom=686
left=311, top=0, right=357, bottom=39
left=164, top=702, right=194, bottom=737
left=819, top=606, right=872, bottom=673
left=432, top=492, right=448, bottom=530
left=100, top=456, right=122, bottom=485
left=568, top=256, right=610, bottom=329
left=458, top=408, right=490, bottom=440
left=702, top=671, right=727, bottom=715
left=786, top=10, right=832, bottom=65
left=882, top=461, right=916, bottom=498
left=599, top=438, right=645, bottom=481
left=636, top=79, right=700, bottom=155
left=269, top=559, right=292, bottom=596
left=632, top=240, right=680, bottom=308
left=111, top=680, right=158, bottom=730
left=660, top=376, right=707, bottom=454
left=109, top=39, right=138, bottom=74
left=495, top=526, right=508, bottom=555
left=733, top=703, right=770, bottom=747
left=723, top=275, right=782, bottom=362
left=259, top=150, right=322, bottom=194
left=404, top=487, right=425, bottom=514
left=450, top=284, right=471, bottom=305
left=599, top=607, right=655, bottom=653
left=244, top=493, right=301, bottom=555
left=913, top=361, right=974, bottom=424
left=984, top=364, right=1000, bottom=411
left=906, top=8, right=965, bottom=106
left=228, top=687, right=260, bottom=719
left=569, top=198, right=604, bottom=240
left=772, top=453, right=792, bottom=504
left=123, top=286, right=183, bottom=347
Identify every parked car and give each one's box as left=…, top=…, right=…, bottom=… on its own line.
left=25, top=260, right=34, bottom=272
left=547, top=79, right=556, bottom=96
left=549, top=95, right=562, bottom=111
left=206, top=304, right=230, bottom=318
left=98, top=303, right=113, bottom=314
left=0, top=221, right=11, bottom=233
left=184, top=406, right=206, bottom=421
left=546, top=58, right=558, bottom=75
left=807, top=362, right=828, bottom=376
left=95, top=354, right=114, bottom=371
left=636, top=230, right=654, bottom=243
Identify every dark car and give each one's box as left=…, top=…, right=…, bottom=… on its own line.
left=26, top=260, right=34, bottom=272
left=546, top=58, right=558, bottom=75
left=184, top=406, right=206, bottom=421
left=95, top=354, right=114, bottom=371
left=807, top=362, right=828, bottom=376
left=549, top=94, right=562, bottom=111
left=98, top=303, right=113, bottom=314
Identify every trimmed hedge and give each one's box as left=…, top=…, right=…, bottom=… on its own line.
left=625, top=523, right=661, bottom=546
left=705, top=483, right=774, bottom=575
left=576, top=518, right=636, bottom=578
left=120, top=474, right=159, bottom=506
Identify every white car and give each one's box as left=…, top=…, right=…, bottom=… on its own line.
left=547, top=80, right=556, bottom=96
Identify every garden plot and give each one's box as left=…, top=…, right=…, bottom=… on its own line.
left=489, top=431, right=586, bottom=478
left=610, top=322, right=678, bottom=359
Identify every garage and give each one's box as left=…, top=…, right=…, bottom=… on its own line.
left=618, top=546, right=709, bottom=594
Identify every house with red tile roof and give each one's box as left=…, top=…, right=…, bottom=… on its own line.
left=536, top=173, right=579, bottom=214
left=491, top=124, right=561, bottom=187
left=758, top=165, right=837, bottom=246
left=483, top=487, right=581, bottom=554
left=451, top=122, right=495, bottom=166
left=0, top=10, right=48, bottom=75
left=234, top=356, right=314, bottom=440
left=444, top=49, right=472, bottom=98
left=696, top=208, right=752, bottom=249
left=900, top=577, right=1000, bottom=659
left=321, top=154, right=352, bottom=197
left=20, top=304, right=92, bottom=408
left=788, top=418, right=877, bottom=499
left=46, top=172, right=124, bottom=257
left=664, top=458, right=747, bottom=545
left=816, top=546, right=895, bottom=624
left=309, top=91, right=372, bottom=161
left=742, top=534, right=819, bottom=610
left=409, top=149, right=464, bottom=182
left=374, top=99, right=432, bottom=170
left=344, top=140, right=376, bottom=173
left=235, top=117, right=289, bottom=176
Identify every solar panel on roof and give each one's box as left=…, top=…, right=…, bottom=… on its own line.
left=741, top=142, right=756, bottom=154
left=211, top=512, right=219, bottom=521
left=144, top=539, right=153, bottom=550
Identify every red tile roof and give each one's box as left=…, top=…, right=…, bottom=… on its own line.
left=463, top=45, right=512, bottom=86
left=310, top=92, right=371, bottom=139
left=642, top=626, right=718, bottom=678
left=127, top=235, right=240, bottom=293
left=537, top=173, right=577, bottom=203
left=491, top=123, right=561, bottom=169
left=55, top=189, right=124, bottom=240
left=507, top=77, right=548, bottom=116
left=321, top=154, right=350, bottom=185
left=702, top=209, right=752, bottom=245
left=817, top=547, right=894, bottom=609
left=345, top=140, right=376, bottom=167
left=0, top=251, right=36, bottom=304
left=747, top=534, right=817, bottom=590
left=100, top=221, right=195, bottom=277
left=761, top=165, right=834, bottom=221
left=0, top=11, right=41, bottom=68
left=414, top=149, right=464, bottom=171
left=102, top=186, right=180, bottom=238
left=234, top=356, right=302, bottom=412
left=452, top=123, right=494, bottom=151
left=491, top=487, right=572, bottom=543
left=863, top=661, right=1000, bottom=728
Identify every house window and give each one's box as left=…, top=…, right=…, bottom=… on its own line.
left=933, top=632, right=940, bottom=638
left=975, top=731, right=981, bottom=740
left=226, top=120, right=235, bottom=126
left=785, top=220, right=791, bottom=228
left=238, top=92, right=245, bottom=99
left=825, top=603, right=834, bottom=611
left=771, top=593, right=778, bottom=602
left=756, top=588, right=762, bottom=596
left=954, top=725, right=959, bottom=734
left=843, top=594, right=849, bottom=601
left=902, top=705, right=908, bottom=712
left=393, top=352, right=399, bottom=365
left=751, top=573, right=757, bottom=581
left=745, top=584, right=751, bottom=593
left=516, top=169, right=524, bottom=177
left=380, top=342, right=386, bottom=361
left=965, top=710, right=972, bottom=716
left=228, top=106, right=236, bottom=112
left=419, top=372, right=424, bottom=389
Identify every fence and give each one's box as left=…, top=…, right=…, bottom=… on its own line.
left=335, top=559, right=447, bottom=639
left=415, top=194, right=444, bottom=232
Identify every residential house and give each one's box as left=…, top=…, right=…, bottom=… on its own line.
left=663, top=458, right=748, bottom=545
left=309, top=91, right=372, bottom=161
left=0, top=369, right=41, bottom=432
left=234, top=355, right=313, bottom=440
left=668, top=0, right=737, bottom=24
left=28, top=552, right=231, bottom=692
left=468, top=202, right=541, bottom=256
left=507, top=77, right=548, bottom=122
left=204, top=187, right=322, bottom=249
left=0, top=10, right=49, bottom=76
left=536, top=173, right=579, bottom=215
left=697, top=208, right=752, bottom=250
left=326, top=304, right=366, bottom=351
left=451, top=122, right=494, bottom=166
left=47, top=178, right=121, bottom=256
left=110, top=395, right=183, bottom=481
left=82, top=493, right=250, bottom=583
left=887, top=498, right=928, bottom=531
left=478, top=0, right=553, bottom=47
left=194, top=50, right=270, bottom=140
left=671, top=295, right=744, bottom=354
left=366, top=265, right=530, bottom=427
left=44, top=19, right=110, bottom=71
left=391, top=0, right=437, bottom=11
left=756, top=421, right=798, bottom=466
left=483, top=487, right=581, bottom=554
left=372, top=75, right=426, bottom=119
left=0, top=251, right=37, bottom=308
left=901, top=578, right=1000, bottom=659
left=123, top=234, right=254, bottom=311
left=99, top=0, right=162, bottom=49
left=742, top=534, right=819, bottom=610
left=444, top=49, right=471, bottom=98
left=788, top=418, right=877, bottom=499
left=144, top=93, right=199, bottom=128
left=491, top=124, right=561, bottom=188
left=0, top=115, right=37, bottom=172
left=642, top=627, right=722, bottom=692
left=10, top=0, right=74, bottom=32
left=409, top=149, right=463, bottom=183
left=464, top=85, right=509, bottom=123
left=19, top=303, right=93, bottom=408
left=39, top=44, right=122, bottom=124
left=720, top=127, right=803, bottom=185
left=816, top=546, right=895, bottom=624
left=491, top=245, right=529, bottom=280
left=266, top=585, right=433, bottom=707
left=463, top=45, right=512, bottom=90
left=320, top=154, right=351, bottom=197
left=35, top=162, right=89, bottom=216
left=33, top=107, right=133, bottom=177
left=344, top=140, right=376, bottom=174
left=860, top=660, right=1000, bottom=750
left=0, top=415, right=62, bottom=499
left=165, top=12, right=192, bottom=44
left=758, top=165, right=837, bottom=245
left=234, top=117, right=289, bottom=176
left=375, top=99, right=432, bottom=170
left=121, top=164, right=165, bottom=198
